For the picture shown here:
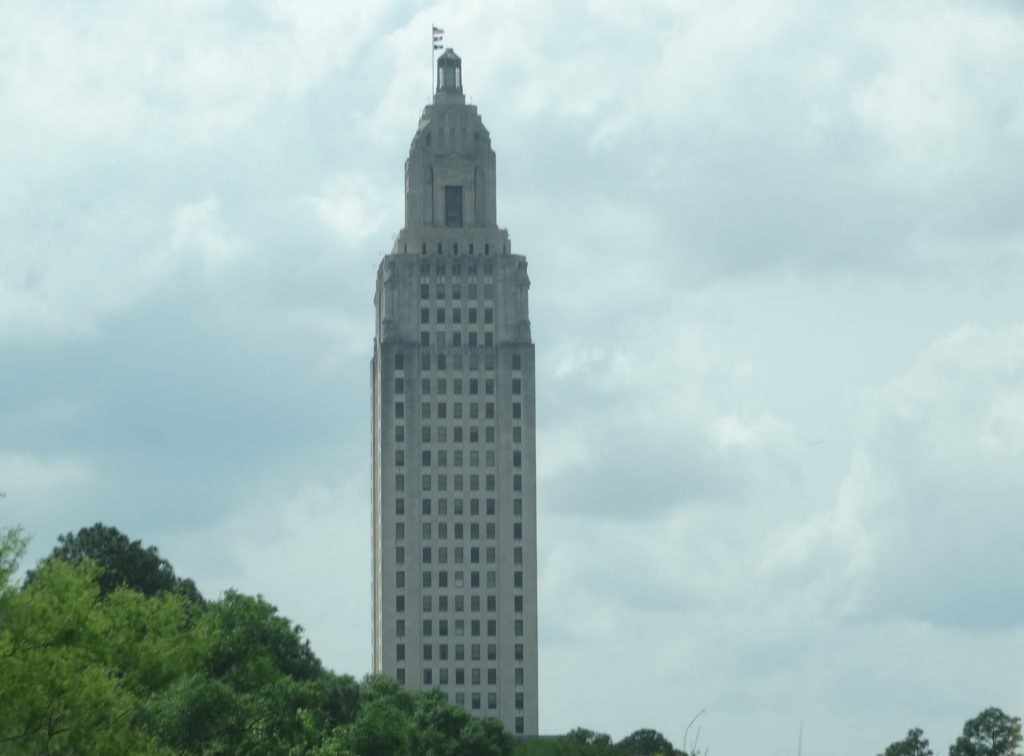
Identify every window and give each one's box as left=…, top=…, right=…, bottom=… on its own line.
left=514, top=595, right=523, bottom=612
left=512, top=378, right=521, bottom=394
left=423, top=668, right=432, bottom=685
left=436, top=308, right=445, bottom=323
left=513, top=451, right=522, bottom=467
left=513, top=426, right=522, bottom=443
left=515, top=619, right=524, bottom=636
left=422, top=498, right=431, bottom=515
left=396, top=571, right=405, bottom=588
left=395, top=473, right=404, bottom=491
left=421, top=331, right=429, bottom=347
left=484, top=307, right=493, bottom=324
left=513, top=403, right=522, bottom=419
left=488, top=668, right=497, bottom=685
left=422, top=403, right=430, bottom=419
left=420, top=307, right=429, bottom=324
left=456, top=668, right=465, bottom=684
left=516, top=693, right=524, bottom=711
left=397, top=668, right=405, bottom=684
left=471, top=668, right=481, bottom=684
left=515, top=643, right=524, bottom=661
left=445, top=185, right=464, bottom=227
left=514, top=499, right=522, bottom=516
left=395, top=402, right=404, bottom=418
left=488, top=692, right=497, bottom=709
left=396, top=523, right=405, bottom=539
left=396, top=644, right=405, bottom=661
left=487, top=619, right=496, bottom=636
left=472, top=692, right=481, bottom=710
left=396, top=595, right=405, bottom=611
left=395, top=498, right=405, bottom=515
left=423, top=620, right=433, bottom=637
left=395, top=353, right=405, bottom=370
left=395, top=425, right=405, bottom=442
left=516, top=716, right=525, bottom=733
left=395, top=378, right=404, bottom=394
left=514, top=547, right=522, bottom=564
left=485, top=379, right=494, bottom=395
left=514, top=523, right=522, bottom=540
left=397, top=619, right=405, bottom=637
left=486, top=427, right=495, bottom=443
left=421, top=450, right=431, bottom=466
left=423, top=644, right=433, bottom=660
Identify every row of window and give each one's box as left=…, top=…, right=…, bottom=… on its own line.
left=395, top=425, right=500, bottom=445
left=395, top=450, right=523, bottom=469
left=396, top=592, right=527, bottom=613
left=421, top=330, right=497, bottom=348
left=395, top=401, right=522, bottom=420
left=391, top=520, right=520, bottom=540
left=395, top=618, right=528, bottom=638
left=419, top=261, right=495, bottom=276
left=421, top=306, right=494, bottom=325
left=394, top=545, right=524, bottom=564
left=396, top=377, right=522, bottom=396
left=391, top=352, right=523, bottom=371
left=394, top=473, right=524, bottom=493
left=419, top=282, right=495, bottom=300
left=413, top=245, right=499, bottom=262
left=400, top=641, right=524, bottom=661
left=392, top=676, right=526, bottom=720
left=395, top=497, right=524, bottom=517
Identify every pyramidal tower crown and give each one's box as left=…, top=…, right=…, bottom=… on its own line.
left=399, top=48, right=502, bottom=240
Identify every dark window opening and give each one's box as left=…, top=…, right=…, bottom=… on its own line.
left=445, top=185, right=464, bottom=227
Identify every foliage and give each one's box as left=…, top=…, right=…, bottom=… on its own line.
left=950, top=708, right=1023, bottom=756
left=31, top=522, right=204, bottom=603
left=616, top=728, right=682, bottom=756
left=879, top=727, right=934, bottom=756
left=0, top=524, right=517, bottom=755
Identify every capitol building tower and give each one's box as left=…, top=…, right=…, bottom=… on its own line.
left=370, top=49, right=539, bottom=736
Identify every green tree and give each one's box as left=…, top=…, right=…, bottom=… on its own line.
left=950, top=708, right=1023, bottom=756
left=617, top=728, right=681, bottom=756
left=0, top=557, right=188, bottom=754
left=879, top=727, right=933, bottom=756
left=33, top=523, right=203, bottom=603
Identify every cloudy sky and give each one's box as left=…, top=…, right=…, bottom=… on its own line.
left=3, top=0, right=1023, bottom=753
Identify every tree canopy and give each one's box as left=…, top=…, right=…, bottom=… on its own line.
left=879, top=727, right=934, bottom=756
left=950, top=708, right=1023, bottom=756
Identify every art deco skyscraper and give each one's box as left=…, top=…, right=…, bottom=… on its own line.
left=370, top=49, right=539, bottom=736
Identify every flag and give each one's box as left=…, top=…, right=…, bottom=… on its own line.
left=433, top=25, right=444, bottom=50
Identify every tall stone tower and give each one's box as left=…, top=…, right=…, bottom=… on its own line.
left=370, top=49, right=539, bottom=736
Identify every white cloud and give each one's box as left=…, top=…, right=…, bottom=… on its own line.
left=304, top=173, right=389, bottom=244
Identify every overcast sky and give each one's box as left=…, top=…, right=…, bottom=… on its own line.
left=3, top=1, right=1023, bottom=754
